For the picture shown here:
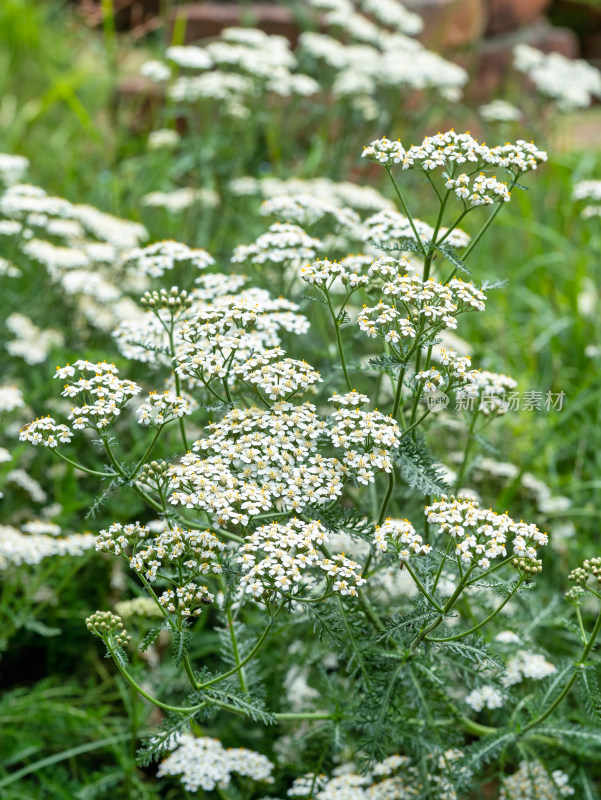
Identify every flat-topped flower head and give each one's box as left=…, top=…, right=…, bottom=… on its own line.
left=329, top=391, right=370, bottom=407
left=373, top=517, right=432, bottom=560
left=425, top=495, right=548, bottom=571
left=235, top=356, right=322, bottom=400
left=137, top=391, right=191, bottom=427
left=232, top=223, right=323, bottom=268
left=157, top=735, right=274, bottom=793
left=363, top=129, right=547, bottom=179
left=124, top=240, right=214, bottom=278
left=19, top=416, right=72, bottom=448
left=238, top=517, right=365, bottom=600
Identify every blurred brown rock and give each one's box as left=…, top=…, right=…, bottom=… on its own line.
left=483, top=0, right=552, bottom=36
left=472, top=19, right=579, bottom=99
left=405, top=0, right=486, bottom=48
left=167, top=3, right=299, bottom=45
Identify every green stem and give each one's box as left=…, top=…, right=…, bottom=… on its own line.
left=377, top=469, right=395, bottom=525
left=386, top=169, right=427, bottom=256
left=521, top=606, right=601, bottom=734
left=338, top=596, right=372, bottom=689
left=130, top=428, right=163, bottom=479
left=325, top=293, right=353, bottom=391
left=427, top=577, right=524, bottom=642
left=404, top=561, right=445, bottom=613
left=197, top=619, right=276, bottom=690
left=454, top=410, right=479, bottom=493
left=423, top=188, right=451, bottom=282
left=54, top=450, right=115, bottom=478
left=107, top=645, right=205, bottom=714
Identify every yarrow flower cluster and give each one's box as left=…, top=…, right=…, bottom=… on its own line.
left=19, top=416, right=72, bottom=448
left=329, top=392, right=401, bottom=484
left=456, top=369, right=518, bottom=416
left=157, top=735, right=274, bottom=792
left=235, top=352, right=322, bottom=400
left=502, top=651, right=557, bottom=686
left=500, top=760, right=574, bottom=799
left=362, top=131, right=547, bottom=178
left=173, top=303, right=310, bottom=396
left=231, top=222, right=323, bottom=268
left=445, top=172, right=511, bottom=205
left=238, top=517, right=365, bottom=599
left=464, top=685, right=504, bottom=712
left=0, top=524, right=95, bottom=570
left=514, top=43, right=601, bottom=110
left=96, top=522, right=224, bottom=585
left=137, top=391, right=192, bottom=427
left=51, top=360, right=142, bottom=433
left=572, top=179, right=601, bottom=219
left=124, top=240, right=215, bottom=278
left=425, top=495, right=548, bottom=571
left=362, top=208, right=471, bottom=249
left=357, top=272, right=486, bottom=346
left=289, top=748, right=471, bottom=800
left=169, top=402, right=345, bottom=524
left=373, top=517, right=432, bottom=560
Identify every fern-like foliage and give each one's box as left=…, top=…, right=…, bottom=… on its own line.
left=436, top=636, right=505, bottom=671
left=136, top=712, right=197, bottom=767
left=170, top=624, right=192, bottom=666
left=394, top=437, right=449, bottom=496
left=578, top=664, right=601, bottom=726
left=201, top=685, right=276, bottom=725
left=432, top=243, right=472, bottom=275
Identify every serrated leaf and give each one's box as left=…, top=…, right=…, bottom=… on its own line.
left=368, top=355, right=407, bottom=375
left=438, top=636, right=505, bottom=670
left=578, top=665, right=601, bottom=725
left=464, top=731, right=515, bottom=771
left=433, top=243, right=472, bottom=275
left=140, top=626, right=162, bottom=652
left=203, top=686, right=276, bottom=725
left=367, top=238, right=425, bottom=255
left=395, top=437, right=449, bottom=496
left=170, top=625, right=192, bottom=666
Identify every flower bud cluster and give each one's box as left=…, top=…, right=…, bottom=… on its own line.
left=141, top=287, right=193, bottom=313
left=135, top=460, right=173, bottom=494
left=86, top=610, right=131, bottom=646
left=569, top=557, right=601, bottom=585
left=511, top=556, right=542, bottom=574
